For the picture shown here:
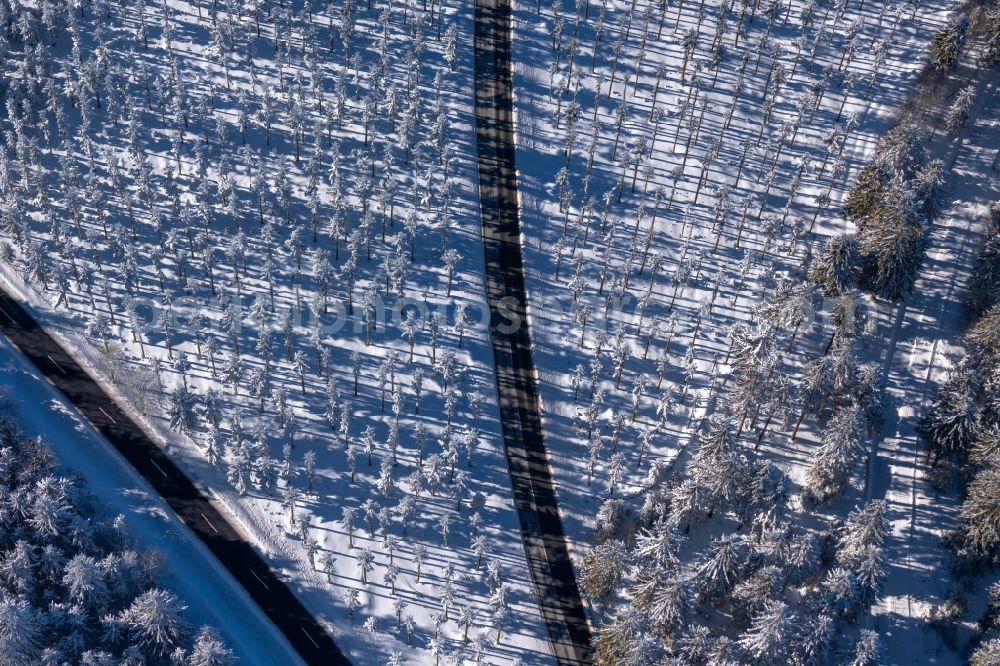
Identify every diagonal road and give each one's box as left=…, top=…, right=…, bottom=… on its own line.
left=473, top=1, right=593, bottom=663
left=0, top=288, right=349, bottom=666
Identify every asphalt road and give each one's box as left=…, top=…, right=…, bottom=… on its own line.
left=0, top=288, right=349, bottom=666
left=473, top=1, right=593, bottom=663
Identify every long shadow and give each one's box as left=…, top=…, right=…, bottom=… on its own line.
left=472, top=1, right=593, bottom=664
left=0, top=289, right=349, bottom=666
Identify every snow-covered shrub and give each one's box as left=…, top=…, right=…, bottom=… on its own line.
left=971, top=637, right=1000, bottom=666
left=809, top=233, right=859, bottom=296
left=926, top=591, right=967, bottom=649
left=804, top=405, right=868, bottom=503
left=592, top=497, right=635, bottom=544
left=577, top=540, right=626, bottom=607
left=849, top=629, right=886, bottom=666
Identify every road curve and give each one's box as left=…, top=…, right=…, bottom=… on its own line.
left=0, top=288, right=349, bottom=666
left=472, top=1, right=593, bottom=664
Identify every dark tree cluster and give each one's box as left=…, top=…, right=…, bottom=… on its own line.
left=842, top=124, right=942, bottom=299
left=930, top=13, right=970, bottom=76
left=583, top=484, right=889, bottom=665
left=0, top=392, right=235, bottom=665
left=967, top=202, right=1000, bottom=315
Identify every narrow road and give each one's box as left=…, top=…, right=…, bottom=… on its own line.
left=473, top=1, right=592, bottom=663
left=0, top=289, right=349, bottom=666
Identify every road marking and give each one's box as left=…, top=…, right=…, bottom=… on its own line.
left=46, top=355, right=67, bottom=374
left=0, top=306, right=15, bottom=325
left=98, top=407, right=118, bottom=424
left=301, top=628, right=320, bottom=649
left=250, top=569, right=270, bottom=590
left=201, top=512, right=219, bottom=534
left=150, top=459, right=169, bottom=480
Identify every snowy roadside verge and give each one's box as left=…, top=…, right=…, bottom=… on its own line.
left=0, top=334, right=304, bottom=665
left=0, top=259, right=292, bottom=550
left=0, top=261, right=335, bottom=638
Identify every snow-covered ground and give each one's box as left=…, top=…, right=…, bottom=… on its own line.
left=0, top=335, right=303, bottom=665
left=0, top=0, right=554, bottom=662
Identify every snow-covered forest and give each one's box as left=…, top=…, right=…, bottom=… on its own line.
left=0, top=0, right=553, bottom=662
left=1, top=0, right=1000, bottom=660
left=0, top=390, right=236, bottom=664
left=511, top=0, right=1000, bottom=661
